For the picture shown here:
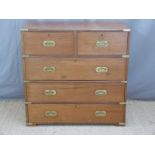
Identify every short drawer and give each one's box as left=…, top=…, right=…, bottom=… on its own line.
left=25, top=82, right=125, bottom=103
left=78, top=32, right=128, bottom=55
left=24, top=58, right=126, bottom=81
left=27, top=103, right=125, bottom=124
left=22, top=32, right=74, bottom=55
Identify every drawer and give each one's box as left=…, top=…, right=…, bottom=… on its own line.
left=27, top=103, right=125, bottom=124
left=25, top=82, right=125, bottom=103
left=78, top=32, right=128, bottom=55
left=24, top=57, right=126, bottom=81
left=22, top=32, right=74, bottom=55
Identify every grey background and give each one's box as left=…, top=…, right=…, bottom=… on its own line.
left=0, top=19, right=155, bottom=100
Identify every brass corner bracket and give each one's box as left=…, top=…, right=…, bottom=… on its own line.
left=24, top=80, right=30, bottom=83
left=26, top=122, right=36, bottom=126
left=25, top=102, right=32, bottom=105
left=22, top=55, right=30, bottom=58
left=20, top=28, right=29, bottom=32
left=118, top=122, right=126, bottom=126
left=121, top=81, right=128, bottom=84
left=122, top=54, right=129, bottom=58
left=123, top=29, right=131, bottom=32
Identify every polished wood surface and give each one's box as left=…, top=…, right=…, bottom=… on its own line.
left=21, top=21, right=130, bottom=125
left=27, top=103, right=125, bottom=124
left=78, top=32, right=128, bottom=55
left=22, top=21, right=129, bottom=31
left=25, top=82, right=125, bottom=103
left=25, top=57, right=126, bottom=81
left=23, top=32, right=74, bottom=55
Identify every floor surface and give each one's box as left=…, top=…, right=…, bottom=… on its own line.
left=0, top=99, right=155, bottom=135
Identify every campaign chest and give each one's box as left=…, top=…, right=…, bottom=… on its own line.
left=21, top=21, right=130, bottom=126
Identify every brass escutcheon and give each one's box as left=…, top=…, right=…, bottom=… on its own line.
left=95, top=111, right=107, bottom=117
left=43, top=40, right=56, bottom=47
left=44, top=89, right=57, bottom=96
left=95, top=90, right=107, bottom=96
left=45, top=111, right=57, bottom=117
left=43, top=66, right=55, bottom=72
left=96, top=66, right=108, bottom=73
left=96, top=40, right=109, bottom=48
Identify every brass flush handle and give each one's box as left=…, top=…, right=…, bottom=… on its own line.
left=43, top=66, right=55, bottom=72
left=95, top=90, right=107, bottom=96
left=95, top=111, right=107, bottom=117
left=96, top=66, right=108, bottom=73
left=43, top=40, right=56, bottom=47
left=96, top=40, right=109, bottom=48
left=45, top=111, right=57, bottom=117
left=44, top=89, right=57, bottom=96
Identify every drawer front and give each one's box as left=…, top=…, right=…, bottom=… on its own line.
left=24, top=58, right=126, bottom=81
left=27, top=103, right=125, bottom=124
left=78, top=32, right=128, bottom=55
left=22, top=32, right=74, bottom=55
left=25, top=82, right=125, bottom=103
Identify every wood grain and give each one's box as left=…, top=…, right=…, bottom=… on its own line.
left=22, top=21, right=129, bottom=31
left=27, top=103, right=125, bottom=124
left=78, top=32, right=128, bottom=55
left=24, top=57, right=126, bottom=81
left=21, top=21, right=130, bottom=125
left=23, top=32, right=74, bottom=55
left=25, top=82, right=125, bottom=103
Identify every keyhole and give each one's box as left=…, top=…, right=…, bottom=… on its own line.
left=98, top=33, right=104, bottom=40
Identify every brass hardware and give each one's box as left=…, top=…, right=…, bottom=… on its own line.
left=22, top=55, right=29, bottom=58
left=20, top=28, right=28, bottom=32
left=26, top=122, right=36, bottom=126
left=95, top=90, right=107, bottom=96
left=123, top=29, right=131, bottom=32
left=44, top=89, right=57, bottom=96
left=121, top=81, right=128, bottom=83
left=43, top=40, right=56, bottom=47
left=119, top=102, right=126, bottom=105
left=96, top=66, right=108, bottom=73
left=95, top=111, right=107, bottom=117
left=122, top=54, right=129, bottom=58
left=118, top=122, right=126, bottom=126
left=25, top=102, right=32, bottom=105
left=45, top=111, right=57, bottom=117
left=43, top=66, right=55, bottom=72
left=96, top=40, right=109, bottom=48
left=24, top=81, right=30, bottom=83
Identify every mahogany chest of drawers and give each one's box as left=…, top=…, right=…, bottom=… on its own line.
left=21, top=21, right=130, bottom=126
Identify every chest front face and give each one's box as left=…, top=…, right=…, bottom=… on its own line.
left=21, top=21, right=130, bottom=126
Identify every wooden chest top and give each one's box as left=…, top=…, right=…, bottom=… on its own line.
left=21, top=21, right=130, bottom=31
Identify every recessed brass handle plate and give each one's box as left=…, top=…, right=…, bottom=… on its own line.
left=43, top=40, right=56, bottom=47
left=43, top=66, right=55, bottom=72
left=96, top=66, right=108, bottom=73
left=95, top=111, right=107, bottom=117
left=44, top=89, right=57, bottom=96
left=45, top=111, right=57, bottom=117
left=95, top=90, right=107, bottom=96
left=96, top=40, right=109, bottom=48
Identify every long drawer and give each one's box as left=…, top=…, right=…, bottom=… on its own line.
left=24, top=58, right=126, bottom=81
left=25, top=82, right=125, bottom=103
left=27, top=103, right=125, bottom=124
